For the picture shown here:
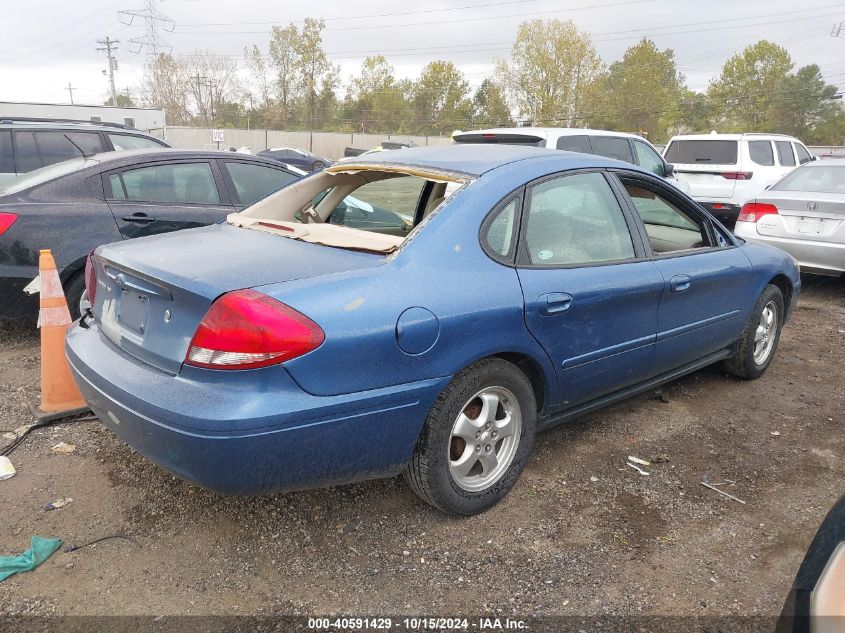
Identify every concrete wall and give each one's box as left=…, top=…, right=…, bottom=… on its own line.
left=162, top=126, right=452, bottom=159
left=0, top=101, right=166, bottom=131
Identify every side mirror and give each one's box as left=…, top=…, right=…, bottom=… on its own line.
left=811, top=155, right=818, bottom=161
left=663, top=162, right=675, bottom=177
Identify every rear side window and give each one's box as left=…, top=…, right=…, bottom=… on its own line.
left=555, top=135, right=592, bottom=153
left=0, top=130, right=13, bottom=173
left=14, top=131, right=104, bottom=172
left=748, top=141, right=774, bottom=166
left=664, top=140, right=737, bottom=165
left=795, top=143, right=812, bottom=165
left=590, top=136, right=633, bottom=163
left=523, top=172, right=635, bottom=266
left=107, top=133, right=164, bottom=150
left=327, top=175, right=424, bottom=237
left=111, top=162, right=220, bottom=204
left=226, top=162, right=297, bottom=205
left=775, top=141, right=795, bottom=166
left=483, top=197, right=519, bottom=258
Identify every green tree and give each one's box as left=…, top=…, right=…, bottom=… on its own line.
left=292, top=18, right=330, bottom=129
left=268, top=24, right=299, bottom=127
left=497, top=18, right=602, bottom=126
left=471, top=79, right=512, bottom=129
left=412, top=61, right=472, bottom=135
left=344, top=56, right=411, bottom=133
left=774, top=64, right=843, bottom=143
left=585, top=38, right=685, bottom=142
left=707, top=40, right=793, bottom=131
left=141, top=53, right=191, bottom=125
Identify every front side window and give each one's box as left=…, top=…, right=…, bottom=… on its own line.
left=111, top=162, right=220, bottom=204
left=748, top=140, right=774, bottom=166
left=14, top=130, right=104, bottom=172
left=327, top=175, right=424, bottom=236
left=621, top=180, right=709, bottom=253
left=523, top=172, right=635, bottom=266
left=226, top=162, right=297, bottom=205
left=795, top=143, right=812, bottom=164
left=775, top=140, right=796, bottom=166
left=556, top=135, right=592, bottom=154
left=633, top=140, right=665, bottom=176
left=590, top=136, right=634, bottom=163
left=108, top=133, right=164, bottom=150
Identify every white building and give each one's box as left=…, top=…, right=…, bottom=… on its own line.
left=0, top=101, right=165, bottom=132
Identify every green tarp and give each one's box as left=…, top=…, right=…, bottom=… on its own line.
left=0, top=536, right=62, bottom=582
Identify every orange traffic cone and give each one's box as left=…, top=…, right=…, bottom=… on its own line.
left=35, top=249, right=88, bottom=418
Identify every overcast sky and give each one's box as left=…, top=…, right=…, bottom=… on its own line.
left=1, top=0, right=843, bottom=107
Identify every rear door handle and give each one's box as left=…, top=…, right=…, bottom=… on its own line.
left=538, top=292, right=573, bottom=315
left=670, top=274, right=692, bottom=293
left=122, top=213, right=156, bottom=224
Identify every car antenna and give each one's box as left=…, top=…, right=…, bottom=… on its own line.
left=63, top=134, right=95, bottom=158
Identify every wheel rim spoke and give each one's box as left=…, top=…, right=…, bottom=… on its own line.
left=495, top=412, right=514, bottom=438
left=478, top=451, right=498, bottom=475
left=452, top=412, right=482, bottom=443
left=451, top=447, right=478, bottom=478
left=478, top=392, right=499, bottom=424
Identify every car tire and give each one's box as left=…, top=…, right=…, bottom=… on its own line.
left=311, top=160, right=326, bottom=171
left=723, top=284, right=784, bottom=380
left=403, top=358, right=537, bottom=516
left=63, top=271, right=86, bottom=322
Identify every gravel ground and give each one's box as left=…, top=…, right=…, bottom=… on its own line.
left=0, top=276, right=843, bottom=620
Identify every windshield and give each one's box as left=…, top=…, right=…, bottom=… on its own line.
left=0, top=157, right=92, bottom=195
left=772, top=165, right=845, bottom=194
left=664, top=140, right=738, bottom=165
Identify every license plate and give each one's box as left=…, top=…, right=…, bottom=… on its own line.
left=796, top=217, right=823, bottom=235
left=117, top=289, right=149, bottom=334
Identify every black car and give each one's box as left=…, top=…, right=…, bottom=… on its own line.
left=0, top=118, right=170, bottom=186
left=0, top=149, right=299, bottom=320
left=257, top=147, right=330, bottom=172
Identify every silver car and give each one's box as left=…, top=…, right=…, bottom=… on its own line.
left=734, top=159, right=845, bottom=275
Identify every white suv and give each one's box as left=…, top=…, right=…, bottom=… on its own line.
left=663, top=132, right=814, bottom=227
left=453, top=127, right=690, bottom=193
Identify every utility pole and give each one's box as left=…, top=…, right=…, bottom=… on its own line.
left=97, top=37, right=120, bottom=106
left=832, top=21, right=844, bottom=38
left=190, top=72, right=209, bottom=126
left=65, top=82, right=76, bottom=104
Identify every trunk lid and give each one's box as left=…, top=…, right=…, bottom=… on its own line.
left=755, top=192, right=845, bottom=243
left=91, top=223, right=384, bottom=373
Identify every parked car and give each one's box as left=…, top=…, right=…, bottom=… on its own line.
left=258, top=147, right=330, bottom=171
left=0, top=117, right=169, bottom=186
left=343, top=140, right=418, bottom=158
left=734, top=159, right=845, bottom=276
left=452, top=127, right=690, bottom=193
left=0, top=149, right=299, bottom=321
left=67, top=144, right=800, bottom=516
left=662, top=132, right=814, bottom=227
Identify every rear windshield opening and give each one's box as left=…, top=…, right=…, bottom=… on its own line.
left=228, top=166, right=467, bottom=253
left=453, top=133, right=545, bottom=147
left=664, top=140, right=738, bottom=165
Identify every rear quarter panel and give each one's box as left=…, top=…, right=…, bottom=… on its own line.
left=738, top=240, right=802, bottom=318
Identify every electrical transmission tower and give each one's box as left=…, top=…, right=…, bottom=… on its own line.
left=119, top=0, right=175, bottom=56
left=97, top=37, right=120, bottom=106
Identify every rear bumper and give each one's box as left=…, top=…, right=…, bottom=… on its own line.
left=66, top=321, right=448, bottom=495
left=734, top=225, right=845, bottom=276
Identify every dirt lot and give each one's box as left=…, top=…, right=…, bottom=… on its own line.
left=1, top=276, right=843, bottom=620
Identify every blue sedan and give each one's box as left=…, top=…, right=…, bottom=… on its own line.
left=66, top=145, right=800, bottom=515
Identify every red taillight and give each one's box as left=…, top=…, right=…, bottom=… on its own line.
left=0, top=212, right=17, bottom=236
left=721, top=172, right=753, bottom=180
left=84, top=251, right=98, bottom=306
left=738, top=202, right=778, bottom=223
left=185, top=289, right=324, bottom=370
